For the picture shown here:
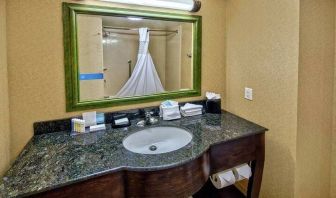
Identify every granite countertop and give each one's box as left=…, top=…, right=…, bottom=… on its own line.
left=0, top=111, right=267, bottom=198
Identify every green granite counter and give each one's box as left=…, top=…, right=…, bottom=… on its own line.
left=0, top=111, right=267, bottom=198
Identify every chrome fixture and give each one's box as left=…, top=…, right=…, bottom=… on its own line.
left=97, top=0, right=201, bottom=12
left=137, top=111, right=158, bottom=127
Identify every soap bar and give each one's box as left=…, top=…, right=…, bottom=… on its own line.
left=89, top=124, right=106, bottom=132
left=115, top=117, right=129, bottom=125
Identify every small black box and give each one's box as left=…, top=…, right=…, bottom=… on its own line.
left=206, top=99, right=221, bottom=114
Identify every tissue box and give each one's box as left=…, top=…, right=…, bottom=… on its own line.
left=160, top=105, right=181, bottom=120
left=206, top=99, right=221, bottom=114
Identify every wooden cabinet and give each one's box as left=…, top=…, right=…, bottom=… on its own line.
left=31, top=133, right=265, bottom=198
left=209, top=134, right=265, bottom=198
left=32, top=172, right=125, bottom=198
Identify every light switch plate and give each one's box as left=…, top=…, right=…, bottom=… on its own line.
left=244, top=87, right=253, bottom=100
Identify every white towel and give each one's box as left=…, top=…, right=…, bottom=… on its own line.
left=160, top=100, right=181, bottom=120
left=181, top=103, right=203, bottom=111
left=181, top=110, right=202, bottom=117
left=180, top=103, right=203, bottom=117
left=182, top=108, right=202, bottom=114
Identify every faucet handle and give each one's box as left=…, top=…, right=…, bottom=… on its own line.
left=145, top=111, right=153, bottom=118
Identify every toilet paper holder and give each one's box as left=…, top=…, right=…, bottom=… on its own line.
left=210, top=163, right=252, bottom=189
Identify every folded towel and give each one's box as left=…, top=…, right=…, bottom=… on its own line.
left=161, top=100, right=179, bottom=108
left=160, top=100, right=181, bottom=120
left=180, top=103, right=203, bottom=111
left=181, top=109, right=202, bottom=117
left=163, top=109, right=181, bottom=120
left=182, top=108, right=202, bottom=114
left=180, top=103, right=203, bottom=117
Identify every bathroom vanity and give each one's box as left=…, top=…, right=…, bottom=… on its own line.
left=0, top=111, right=267, bottom=198
left=0, top=3, right=268, bottom=198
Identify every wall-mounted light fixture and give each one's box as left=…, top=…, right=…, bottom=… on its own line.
left=98, top=0, right=201, bottom=12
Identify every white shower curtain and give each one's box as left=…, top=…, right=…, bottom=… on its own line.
left=116, top=28, right=165, bottom=97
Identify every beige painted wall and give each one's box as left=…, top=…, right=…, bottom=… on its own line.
left=225, top=1, right=300, bottom=197
left=332, top=80, right=336, bottom=198
left=333, top=97, right=336, bottom=196
left=181, top=23, right=193, bottom=89
left=5, top=0, right=226, bottom=161
left=166, top=26, right=182, bottom=91
left=296, top=1, right=334, bottom=197
left=0, top=0, right=10, bottom=177
left=332, top=2, right=336, bottom=196
left=226, top=1, right=336, bottom=197
left=149, top=35, right=167, bottom=89
left=77, top=14, right=105, bottom=101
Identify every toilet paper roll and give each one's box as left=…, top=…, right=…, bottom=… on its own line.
left=210, top=170, right=236, bottom=189
left=232, top=164, right=252, bottom=181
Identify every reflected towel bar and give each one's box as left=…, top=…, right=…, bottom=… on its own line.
left=103, top=26, right=178, bottom=34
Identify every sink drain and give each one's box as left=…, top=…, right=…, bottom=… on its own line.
left=149, top=145, right=157, bottom=151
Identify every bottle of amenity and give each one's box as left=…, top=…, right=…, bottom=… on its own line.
left=71, top=118, right=85, bottom=133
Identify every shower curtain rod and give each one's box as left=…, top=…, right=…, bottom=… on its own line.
left=103, top=26, right=179, bottom=34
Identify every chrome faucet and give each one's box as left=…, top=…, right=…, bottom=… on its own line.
left=137, top=111, right=158, bottom=127
left=145, top=111, right=153, bottom=125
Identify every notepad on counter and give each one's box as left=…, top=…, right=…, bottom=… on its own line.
left=82, top=111, right=97, bottom=127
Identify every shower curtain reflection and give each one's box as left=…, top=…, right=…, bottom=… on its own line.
left=116, top=27, right=165, bottom=97
left=99, top=16, right=193, bottom=100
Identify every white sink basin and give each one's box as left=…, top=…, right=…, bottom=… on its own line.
left=123, top=127, right=192, bottom=154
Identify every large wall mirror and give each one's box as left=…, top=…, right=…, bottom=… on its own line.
left=63, top=3, right=201, bottom=111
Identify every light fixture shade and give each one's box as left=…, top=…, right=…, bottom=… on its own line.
left=98, top=0, right=201, bottom=12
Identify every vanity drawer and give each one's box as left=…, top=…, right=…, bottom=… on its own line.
left=209, top=135, right=257, bottom=173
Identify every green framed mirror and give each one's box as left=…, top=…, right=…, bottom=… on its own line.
left=63, top=3, right=202, bottom=112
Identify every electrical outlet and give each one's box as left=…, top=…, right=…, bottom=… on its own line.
left=244, top=87, right=253, bottom=100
